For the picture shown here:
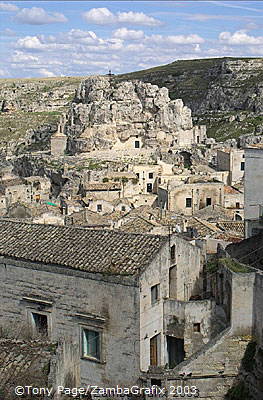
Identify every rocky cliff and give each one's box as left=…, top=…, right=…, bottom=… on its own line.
left=65, top=76, right=199, bottom=153
left=1, top=57, right=262, bottom=145
left=120, top=57, right=263, bottom=141
left=120, top=58, right=263, bottom=114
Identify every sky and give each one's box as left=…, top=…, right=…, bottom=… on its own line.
left=0, top=1, right=262, bottom=78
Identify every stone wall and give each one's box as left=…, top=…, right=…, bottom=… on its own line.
left=139, top=235, right=202, bottom=371
left=244, top=147, right=263, bottom=238
left=164, top=298, right=216, bottom=357
left=0, top=257, right=140, bottom=387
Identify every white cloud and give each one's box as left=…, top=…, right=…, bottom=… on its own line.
left=147, top=34, right=204, bottom=46
left=82, top=8, right=115, bottom=25
left=82, top=7, right=161, bottom=26
left=11, top=51, right=39, bottom=63
left=0, top=2, right=18, bottom=12
left=14, top=7, right=67, bottom=25
left=219, top=30, right=263, bottom=45
left=16, top=36, right=45, bottom=50
left=117, top=11, right=161, bottom=26
left=113, top=28, right=144, bottom=40
left=39, top=68, right=56, bottom=77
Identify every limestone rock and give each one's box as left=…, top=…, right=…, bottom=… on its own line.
left=66, top=76, right=198, bottom=153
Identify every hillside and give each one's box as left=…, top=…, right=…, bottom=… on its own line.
left=119, top=57, right=263, bottom=141
left=0, top=76, right=85, bottom=146
left=0, top=57, right=262, bottom=146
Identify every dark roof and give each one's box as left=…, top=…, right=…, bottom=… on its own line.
left=0, top=220, right=167, bottom=275
left=226, top=232, right=263, bottom=271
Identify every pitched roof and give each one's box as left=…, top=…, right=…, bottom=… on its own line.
left=65, top=209, right=111, bottom=227
left=0, top=220, right=167, bottom=275
left=0, top=339, right=54, bottom=390
left=224, top=186, right=241, bottom=194
left=119, top=216, right=159, bottom=234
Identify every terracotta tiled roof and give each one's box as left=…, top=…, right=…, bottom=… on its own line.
left=224, top=186, right=241, bottom=194
left=65, top=209, right=111, bottom=227
left=0, top=339, right=55, bottom=390
left=0, top=220, right=167, bottom=275
left=119, top=216, right=159, bottom=234
left=217, top=220, right=244, bottom=236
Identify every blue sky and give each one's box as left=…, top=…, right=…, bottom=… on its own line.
left=0, top=1, right=262, bottom=78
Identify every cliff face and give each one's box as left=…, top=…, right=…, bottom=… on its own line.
left=120, top=57, right=263, bottom=141
left=65, top=76, right=198, bottom=153
left=120, top=58, right=263, bottom=114
left=1, top=57, right=262, bottom=145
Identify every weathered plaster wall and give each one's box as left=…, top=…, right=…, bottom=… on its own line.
left=0, top=258, right=140, bottom=387
left=244, top=147, right=263, bottom=237
left=139, top=236, right=202, bottom=371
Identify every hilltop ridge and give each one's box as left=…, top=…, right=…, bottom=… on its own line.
left=0, top=57, right=262, bottom=145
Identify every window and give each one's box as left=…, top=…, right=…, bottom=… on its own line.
left=206, top=197, right=212, bottom=206
left=241, top=162, right=245, bottom=171
left=151, top=284, right=160, bottom=305
left=135, top=141, right=140, bottom=149
left=32, top=312, right=48, bottom=336
left=97, top=204, right=102, bottom=212
left=169, top=265, right=177, bottom=298
left=149, top=172, right=154, bottom=179
left=147, top=183, right=153, bottom=193
left=193, top=323, right=201, bottom=333
left=236, top=202, right=240, bottom=209
left=136, top=173, right=140, bottom=178
left=82, top=329, right=101, bottom=360
left=185, top=198, right=192, bottom=208
left=170, top=245, right=176, bottom=260
left=121, top=206, right=126, bottom=211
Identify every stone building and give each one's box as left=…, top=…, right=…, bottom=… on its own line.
left=0, top=220, right=204, bottom=388
left=0, top=175, right=50, bottom=208
left=132, top=164, right=161, bottom=194
left=158, top=178, right=224, bottom=215
left=217, top=148, right=245, bottom=185
left=224, top=185, right=244, bottom=220
left=244, top=145, right=263, bottom=237
left=24, top=176, right=51, bottom=203
left=81, top=182, right=122, bottom=202
left=51, top=114, right=67, bottom=156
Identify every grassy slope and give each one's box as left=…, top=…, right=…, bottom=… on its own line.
left=0, top=76, right=85, bottom=143
left=119, top=57, right=263, bottom=141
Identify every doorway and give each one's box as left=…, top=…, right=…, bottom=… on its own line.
left=167, top=336, right=185, bottom=368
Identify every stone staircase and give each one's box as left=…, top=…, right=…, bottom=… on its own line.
left=166, top=329, right=251, bottom=399
left=145, top=329, right=251, bottom=400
